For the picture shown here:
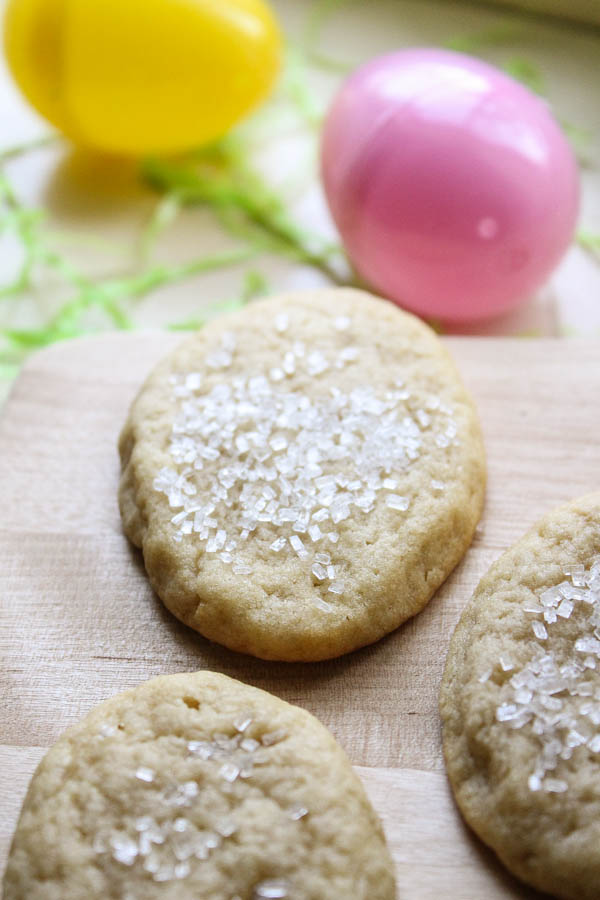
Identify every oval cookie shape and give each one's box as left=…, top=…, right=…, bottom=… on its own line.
left=3, top=671, right=395, bottom=900
left=440, top=492, right=600, bottom=900
left=119, top=288, right=485, bottom=660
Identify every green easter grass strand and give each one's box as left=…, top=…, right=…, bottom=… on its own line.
left=0, top=173, right=46, bottom=296
left=139, top=191, right=183, bottom=260
left=502, top=56, right=546, bottom=94
left=0, top=133, right=265, bottom=365
left=578, top=231, right=600, bottom=261
left=446, top=24, right=526, bottom=53
left=0, top=156, right=261, bottom=362
left=2, top=246, right=258, bottom=350
left=0, top=134, right=58, bottom=164
left=141, top=140, right=350, bottom=285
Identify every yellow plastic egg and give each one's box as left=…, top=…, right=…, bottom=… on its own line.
left=4, top=0, right=282, bottom=155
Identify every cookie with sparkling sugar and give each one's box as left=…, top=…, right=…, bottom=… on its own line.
left=440, top=492, right=600, bottom=900
left=119, top=288, right=485, bottom=660
left=3, top=671, right=396, bottom=900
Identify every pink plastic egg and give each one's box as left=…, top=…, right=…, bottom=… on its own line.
left=321, top=48, right=579, bottom=322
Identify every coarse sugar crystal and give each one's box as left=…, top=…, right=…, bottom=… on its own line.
left=494, top=559, right=600, bottom=795
left=155, top=314, right=458, bottom=606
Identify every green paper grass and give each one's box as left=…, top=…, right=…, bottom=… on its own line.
left=141, top=140, right=348, bottom=285
left=578, top=231, right=600, bottom=261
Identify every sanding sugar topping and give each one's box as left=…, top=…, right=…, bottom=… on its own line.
left=93, top=717, right=303, bottom=890
left=153, top=314, right=456, bottom=607
left=254, top=881, right=292, bottom=899
left=493, top=558, right=600, bottom=794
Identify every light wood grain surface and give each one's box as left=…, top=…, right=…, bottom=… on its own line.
left=2, top=333, right=598, bottom=897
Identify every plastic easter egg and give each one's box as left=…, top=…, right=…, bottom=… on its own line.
left=4, top=0, right=282, bottom=156
left=321, top=49, right=579, bottom=322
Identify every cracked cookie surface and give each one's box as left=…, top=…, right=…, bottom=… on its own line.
left=3, top=671, right=396, bottom=900
left=119, top=288, right=485, bottom=661
left=441, top=492, right=600, bottom=900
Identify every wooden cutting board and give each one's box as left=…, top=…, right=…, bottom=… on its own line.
left=2, top=333, right=598, bottom=898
